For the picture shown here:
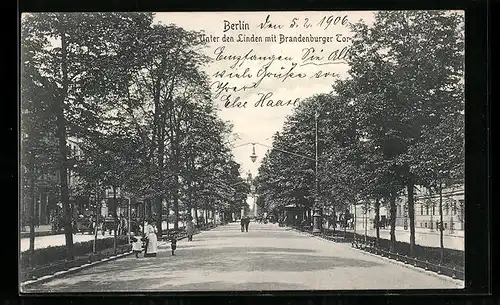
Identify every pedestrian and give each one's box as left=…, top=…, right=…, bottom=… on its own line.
left=244, top=216, right=250, bottom=232
left=240, top=217, right=245, bottom=232
left=131, top=233, right=143, bottom=258
left=144, top=218, right=158, bottom=257
left=122, top=216, right=128, bottom=235
left=170, top=236, right=177, bottom=256
left=186, top=215, right=195, bottom=241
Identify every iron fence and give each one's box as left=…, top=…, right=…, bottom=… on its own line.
left=352, top=238, right=464, bottom=280
left=21, top=244, right=132, bottom=282
left=290, top=225, right=464, bottom=281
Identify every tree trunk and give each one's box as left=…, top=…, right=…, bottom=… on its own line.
left=165, top=198, right=170, bottom=231
left=439, top=180, right=444, bottom=263
left=93, top=193, right=100, bottom=253
left=374, top=198, right=380, bottom=247
left=194, top=208, right=199, bottom=227
left=389, top=194, right=397, bottom=252
left=354, top=203, right=357, bottom=236
left=155, top=196, right=163, bottom=238
left=332, top=207, right=336, bottom=234
left=407, top=179, right=416, bottom=256
left=173, top=174, right=180, bottom=230
left=155, top=110, right=166, bottom=237
left=112, top=186, right=118, bottom=253
left=364, top=203, right=368, bottom=243
left=54, top=21, right=74, bottom=260
left=28, top=162, right=36, bottom=266
left=343, top=217, right=347, bottom=239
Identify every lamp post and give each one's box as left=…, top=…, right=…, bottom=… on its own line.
left=244, top=109, right=322, bottom=232
left=312, top=109, right=321, bottom=233
left=128, top=197, right=131, bottom=243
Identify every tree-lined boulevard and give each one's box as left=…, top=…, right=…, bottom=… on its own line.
left=23, top=222, right=462, bottom=292
left=20, top=11, right=465, bottom=291
left=21, top=13, right=250, bottom=263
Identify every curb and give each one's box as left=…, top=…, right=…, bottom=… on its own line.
left=288, top=228, right=464, bottom=287
left=20, top=250, right=134, bottom=290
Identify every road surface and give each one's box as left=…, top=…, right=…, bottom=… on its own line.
left=23, top=222, right=463, bottom=292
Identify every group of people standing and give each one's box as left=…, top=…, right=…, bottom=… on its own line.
left=131, top=218, right=158, bottom=258
left=131, top=215, right=197, bottom=258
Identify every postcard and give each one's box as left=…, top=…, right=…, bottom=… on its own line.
left=19, top=11, right=465, bottom=292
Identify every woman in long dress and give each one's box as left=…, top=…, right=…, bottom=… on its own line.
left=144, top=219, right=158, bottom=257
left=186, top=215, right=195, bottom=241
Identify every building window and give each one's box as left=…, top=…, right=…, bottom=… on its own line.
left=452, top=200, right=457, bottom=215
left=432, top=205, right=435, bottom=215
left=444, top=223, right=448, bottom=229
left=426, top=206, right=429, bottom=216
left=425, top=222, right=427, bottom=228
left=420, top=205, right=423, bottom=216
left=445, top=201, right=449, bottom=215
left=420, top=222, right=423, bottom=228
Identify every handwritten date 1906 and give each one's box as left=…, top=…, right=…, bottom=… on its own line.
left=290, top=15, right=349, bottom=30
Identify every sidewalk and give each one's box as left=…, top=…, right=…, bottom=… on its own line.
left=350, top=224, right=464, bottom=238
left=20, top=225, right=52, bottom=233
left=21, top=231, right=114, bottom=252
left=341, top=226, right=464, bottom=251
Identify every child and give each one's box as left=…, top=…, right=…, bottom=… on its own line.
left=170, top=236, right=177, bottom=256
left=131, top=233, right=143, bottom=258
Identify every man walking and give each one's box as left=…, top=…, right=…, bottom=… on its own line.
left=240, top=217, right=245, bottom=232
left=244, top=216, right=250, bottom=232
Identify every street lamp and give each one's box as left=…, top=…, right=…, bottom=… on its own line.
left=250, top=143, right=258, bottom=163
left=247, top=108, right=322, bottom=233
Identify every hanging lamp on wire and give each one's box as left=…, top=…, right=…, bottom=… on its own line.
left=250, top=143, right=258, bottom=163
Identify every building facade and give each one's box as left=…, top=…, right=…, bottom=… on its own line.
left=349, top=184, right=464, bottom=232
left=395, top=184, right=464, bottom=232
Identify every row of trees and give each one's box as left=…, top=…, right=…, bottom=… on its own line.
left=255, top=11, right=464, bottom=259
left=21, top=12, right=249, bottom=261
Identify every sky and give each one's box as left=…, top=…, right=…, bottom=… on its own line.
left=154, top=11, right=376, bottom=178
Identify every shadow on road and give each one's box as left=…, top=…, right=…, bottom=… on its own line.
left=119, top=245, right=382, bottom=275
left=155, top=281, right=308, bottom=291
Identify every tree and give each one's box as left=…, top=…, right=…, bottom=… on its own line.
left=21, top=29, right=60, bottom=261
left=21, top=12, right=154, bottom=259
left=343, top=11, right=464, bottom=255
left=413, top=112, right=464, bottom=261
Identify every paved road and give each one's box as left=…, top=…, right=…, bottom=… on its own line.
left=23, top=222, right=463, bottom=292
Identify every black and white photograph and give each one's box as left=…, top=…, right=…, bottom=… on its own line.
left=19, top=11, right=465, bottom=292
